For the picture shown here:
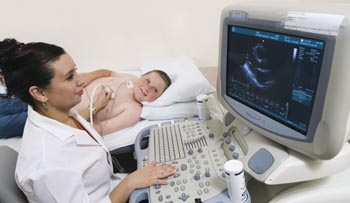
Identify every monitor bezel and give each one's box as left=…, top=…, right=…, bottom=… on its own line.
left=220, top=17, right=336, bottom=143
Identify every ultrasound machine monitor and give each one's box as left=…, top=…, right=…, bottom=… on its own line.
left=218, top=12, right=350, bottom=160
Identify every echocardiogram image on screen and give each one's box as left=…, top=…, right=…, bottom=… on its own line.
left=226, top=25, right=325, bottom=134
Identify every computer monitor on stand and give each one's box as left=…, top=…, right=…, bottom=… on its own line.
left=217, top=3, right=350, bottom=186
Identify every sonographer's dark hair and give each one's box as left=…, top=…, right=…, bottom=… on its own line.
left=0, top=38, right=65, bottom=107
left=143, top=69, right=172, bottom=91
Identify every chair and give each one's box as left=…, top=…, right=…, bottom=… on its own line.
left=0, top=146, right=27, bottom=203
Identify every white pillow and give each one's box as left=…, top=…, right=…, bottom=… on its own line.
left=141, top=102, right=197, bottom=120
left=140, top=56, right=216, bottom=107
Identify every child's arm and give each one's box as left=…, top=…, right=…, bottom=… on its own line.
left=109, top=71, right=134, bottom=78
left=80, top=69, right=112, bottom=87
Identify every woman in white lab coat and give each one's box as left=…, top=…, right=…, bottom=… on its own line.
left=0, top=38, right=177, bottom=203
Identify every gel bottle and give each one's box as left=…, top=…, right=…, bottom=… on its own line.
left=224, top=160, right=251, bottom=203
left=196, top=94, right=210, bottom=120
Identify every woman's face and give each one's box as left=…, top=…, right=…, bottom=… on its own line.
left=44, top=54, right=84, bottom=112
left=133, top=72, right=167, bottom=103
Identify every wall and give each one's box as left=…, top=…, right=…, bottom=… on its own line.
left=1, top=0, right=349, bottom=71
left=1, top=0, right=234, bottom=71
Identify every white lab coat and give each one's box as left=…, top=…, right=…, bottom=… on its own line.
left=15, top=106, right=124, bottom=203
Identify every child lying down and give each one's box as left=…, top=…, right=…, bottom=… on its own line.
left=73, top=69, right=171, bottom=135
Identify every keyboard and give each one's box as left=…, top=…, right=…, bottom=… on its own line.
left=133, top=119, right=236, bottom=203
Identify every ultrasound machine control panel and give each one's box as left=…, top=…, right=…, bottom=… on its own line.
left=129, top=119, right=249, bottom=203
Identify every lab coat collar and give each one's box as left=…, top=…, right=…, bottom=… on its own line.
left=73, top=131, right=101, bottom=146
left=27, top=106, right=110, bottom=152
left=69, top=112, right=113, bottom=171
left=27, top=106, right=75, bottom=141
left=70, top=110, right=110, bottom=152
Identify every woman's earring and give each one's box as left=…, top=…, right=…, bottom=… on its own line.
left=42, top=102, right=48, bottom=109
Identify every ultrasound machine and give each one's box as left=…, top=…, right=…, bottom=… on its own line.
left=130, top=2, right=350, bottom=203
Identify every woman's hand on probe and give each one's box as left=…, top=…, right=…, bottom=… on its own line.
left=93, top=87, right=113, bottom=113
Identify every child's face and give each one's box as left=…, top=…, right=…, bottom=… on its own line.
left=133, top=72, right=167, bottom=103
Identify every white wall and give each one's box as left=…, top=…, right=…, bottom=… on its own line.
left=0, top=0, right=234, bottom=71
left=1, top=0, right=349, bottom=71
